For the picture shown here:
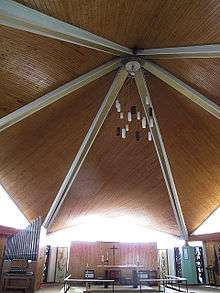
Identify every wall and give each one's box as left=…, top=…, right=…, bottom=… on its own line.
left=204, top=240, right=220, bottom=285
left=69, top=241, right=158, bottom=278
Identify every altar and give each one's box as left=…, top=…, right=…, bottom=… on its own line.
left=68, top=241, right=158, bottom=286
left=96, top=264, right=143, bottom=286
left=95, top=243, right=156, bottom=287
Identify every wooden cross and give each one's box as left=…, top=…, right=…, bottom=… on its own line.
left=110, top=245, right=118, bottom=265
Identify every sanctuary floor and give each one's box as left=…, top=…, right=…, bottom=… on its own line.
left=35, top=286, right=220, bottom=293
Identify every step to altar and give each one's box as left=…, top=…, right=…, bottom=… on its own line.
left=63, top=285, right=156, bottom=293
left=89, top=285, right=155, bottom=293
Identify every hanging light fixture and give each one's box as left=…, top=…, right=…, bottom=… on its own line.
left=141, top=116, right=147, bottom=128
left=116, top=100, right=121, bottom=113
left=148, top=131, right=152, bottom=141
left=115, top=77, right=153, bottom=142
left=121, top=128, right=126, bottom=139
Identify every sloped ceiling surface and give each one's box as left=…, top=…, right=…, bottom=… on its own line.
left=0, top=25, right=111, bottom=118
left=154, top=59, right=220, bottom=106
left=50, top=79, right=180, bottom=236
left=0, top=0, right=219, bottom=237
left=0, top=72, right=115, bottom=222
left=146, top=72, right=220, bottom=234
left=16, top=0, right=220, bottom=48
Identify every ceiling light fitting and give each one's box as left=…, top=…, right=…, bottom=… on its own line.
left=115, top=61, right=153, bottom=141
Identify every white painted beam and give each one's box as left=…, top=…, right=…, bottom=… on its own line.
left=0, top=0, right=133, bottom=56
left=136, top=44, right=220, bottom=58
left=43, top=67, right=128, bottom=228
left=135, top=69, right=188, bottom=240
left=142, top=60, right=220, bottom=119
left=0, top=58, right=122, bottom=133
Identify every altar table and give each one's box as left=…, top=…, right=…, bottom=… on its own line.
left=98, top=265, right=144, bottom=287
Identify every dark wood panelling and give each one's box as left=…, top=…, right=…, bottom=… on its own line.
left=16, top=0, right=220, bottom=48
left=0, top=72, right=115, bottom=222
left=0, top=25, right=111, bottom=118
left=146, top=73, right=220, bottom=234
left=69, top=241, right=158, bottom=278
left=154, top=59, right=220, bottom=106
left=190, top=233, right=220, bottom=241
left=50, top=78, right=179, bottom=236
left=204, top=240, right=220, bottom=285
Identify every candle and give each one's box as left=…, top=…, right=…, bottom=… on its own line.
left=101, top=255, right=104, bottom=262
left=106, top=252, right=109, bottom=261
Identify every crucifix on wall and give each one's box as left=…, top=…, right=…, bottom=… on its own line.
left=110, top=245, right=118, bottom=265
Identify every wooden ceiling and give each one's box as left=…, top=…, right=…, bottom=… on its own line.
left=0, top=72, right=115, bottom=222
left=50, top=78, right=179, bottom=236
left=0, top=0, right=219, bottom=237
left=154, top=59, right=220, bottom=106
left=15, top=0, right=220, bottom=49
left=146, top=72, right=220, bottom=234
left=0, top=25, right=111, bottom=118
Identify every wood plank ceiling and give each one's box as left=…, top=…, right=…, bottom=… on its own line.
left=0, top=71, right=115, bottom=222
left=146, top=72, right=220, bottom=234
left=15, top=0, right=220, bottom=48
left=153, top=59, right=220, bottom=106
left=50, top=78, right=180, bottom=236
left=0, top=25, right=112, bottom=118
left=0, top=0, right=219, bottom=236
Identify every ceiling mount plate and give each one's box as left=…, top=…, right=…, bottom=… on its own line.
left=125, top=61, right=141, bottom=76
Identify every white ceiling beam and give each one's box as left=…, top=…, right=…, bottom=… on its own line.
left=0, top=58, right=122, bottom=133
left=142, top=60, right=220, bottom=119
left=136, top=44, right=220, bottom=58
left=43, top=67, right=128, bottom=229
left=0, top=0, right=133, bottom=56
left=135, top=69, right=188, bottom=240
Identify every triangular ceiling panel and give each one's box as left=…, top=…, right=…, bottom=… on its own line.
left=15, top=0, right=220, bottom=48
left=154, top=59, right=220, bottom=106
left=0, top=71, right=115, bottom=223
left=145, top=71, right=220, bottom=234
left=50, top=78, right=180, bottom=236
left=0, top=24, right=112, bottom=118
